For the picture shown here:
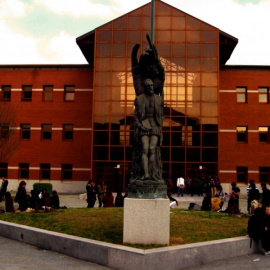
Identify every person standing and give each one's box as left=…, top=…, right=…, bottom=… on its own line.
left=227, top=182, right=240, bottom=214
left=0, top=177, right=8, bottom=199
left=261, top=182, right=270, bottom=207
left=248, top=183, right=260, bottom=214
left=103, top=189, right=114, bottom=207
left=176, top=176, right=185, bottom=197
left=114, top=191, right=124, bottom=207
left=97, top=180, right=106, bottom=207
left=86, top=180, right=97, bottom=208
left=247, top=179, right=258, bottom=212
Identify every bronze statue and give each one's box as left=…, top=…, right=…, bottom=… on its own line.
left=129, top=35, right=166, bottom=198
left=134, top=78, right=163, bottom=181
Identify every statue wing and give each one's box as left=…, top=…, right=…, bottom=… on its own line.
left=131, top=43, right=140, bottom=67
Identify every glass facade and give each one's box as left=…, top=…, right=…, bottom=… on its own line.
left=92, top=2, right=219, bottom=190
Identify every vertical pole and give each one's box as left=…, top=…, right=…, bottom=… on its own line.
left=151, top=0, right=155, bottom=43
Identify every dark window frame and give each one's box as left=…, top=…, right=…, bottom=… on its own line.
left=259, top=126, right=270, bottom=143
left=20, top=123, right=31, bottom=140
left=237, top=166, right=248, bottom=183
left=43, top=85, right=53, bottom=102
left=259, top=167, right=270, bottom=183
left=18, top=163, right=29, bottom=179
left=61, top=164, right=73, bottom=180
left=63, top=124, right=74, bottom=141
left=0, top=123, right=10, bottom=139
left=0, top=163, right=8, bottom=178
left=40, top=163, right=51, bottom=180
left=1, top=85, right=11, bottom=101
left=41, top=124, right=52, bottom=140
left=64, top=85, right=75, bottom=102
left=21, top=85, right=32, bottom=102
left=236, top=126, right=248, bottom=143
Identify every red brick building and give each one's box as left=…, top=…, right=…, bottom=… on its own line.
left=0, top=0, right=268, bottom=193
left=0, top=65, right=93, bottom=192
left=219, top=66, right=270, bottom=190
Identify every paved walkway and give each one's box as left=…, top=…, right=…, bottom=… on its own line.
left=184, top=253, right=270, bottom=269
left=0, top=236, right=111, bottom=270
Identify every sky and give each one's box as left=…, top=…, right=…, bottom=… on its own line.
left=0, top=0, right=269, bottom=65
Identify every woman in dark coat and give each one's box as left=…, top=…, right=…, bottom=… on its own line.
left=15, top=181, right=29, bottom=211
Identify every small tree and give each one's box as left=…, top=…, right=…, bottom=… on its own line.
left=0, top=102, right=20, bottom=162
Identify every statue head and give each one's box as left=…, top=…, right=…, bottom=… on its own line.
left=144, top=78, right=154, bottom=96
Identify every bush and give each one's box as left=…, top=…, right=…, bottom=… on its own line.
left=33, top=183, right=53, bottom=196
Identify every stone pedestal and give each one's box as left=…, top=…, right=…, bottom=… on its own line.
left=123, top=198, right=170, bottom=245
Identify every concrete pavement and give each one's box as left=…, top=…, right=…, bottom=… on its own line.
left=0, top=235, right=111, bottom=270
left=184, top=253, right=270, bottom=269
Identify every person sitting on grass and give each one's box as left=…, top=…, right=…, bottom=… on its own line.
left=5, top=192, right=15, bottom=212
left=201, top=193, right=211, bottom=211
left=15, top=181, right=29, bottom=211
left=211, top=194, right=222, bottom=212
left=50, top=190, right=60, bottom=209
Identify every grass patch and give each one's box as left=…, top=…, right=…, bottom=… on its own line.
left=0, top=208, right=248, bottom=248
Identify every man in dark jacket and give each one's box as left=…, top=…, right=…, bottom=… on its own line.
left=261, top=183, right=270, bottom=207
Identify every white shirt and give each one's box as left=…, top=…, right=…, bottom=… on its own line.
left=177, top=177, right=184, bottom=187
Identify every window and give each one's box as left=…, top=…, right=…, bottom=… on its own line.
left=259, top=126, right=270, bottom=142
left=63, top=124, right=74, bottom=140
left=236, top=126, right=248, bottom=142
left=237, top=166, right=248, bottom=183
left=0, top=123, right=9, bottom=139
left=258, top=87, right=269, bottom=103
left=43, top=85, right=53, bottom=102
left=0, top=163, right=8, bottom=178
left=61, top=164, right=72, bottom=180
left=64, top=85, right=75, bottom=101
left=41, top=124, right=52, bottom=140
left=19, top=163, right=29, bottom=179
left=259, top=167, right=270, bottom=183
left=236, top=87, right=247, bottom=103
left=1, top=85, right=11, bottom=101
left=20, top=124, right=31, bottom=140
left=40, top=163, right=51, bottom=180
left=22, top=85, right=32, bottom=101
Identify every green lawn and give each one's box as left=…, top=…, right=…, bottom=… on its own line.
left=0, top=208, right=248, bottom=248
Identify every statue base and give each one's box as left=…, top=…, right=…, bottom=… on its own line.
left=128, top=179, right=167, bottom=199
left=123, top=198, right=170, bottom=245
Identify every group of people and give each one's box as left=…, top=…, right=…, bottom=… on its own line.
left=167, top=175, right=228, bottom=211
left=14, top=181, right=60, bottom=211
left=86, top=180, right=127, bottom=208
left=0, top=178, right=59, bottom=212
left=170, top=175, right=223, bottom=198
